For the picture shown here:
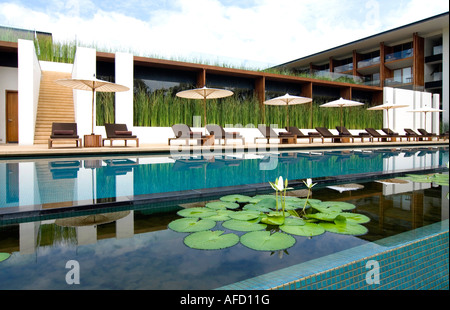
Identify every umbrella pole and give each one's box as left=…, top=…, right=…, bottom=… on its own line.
left=91, top=88, right=95, bottom=134
left=286, top=105, right=289, bottom=128
left=204, top=97, right=207, bottom=127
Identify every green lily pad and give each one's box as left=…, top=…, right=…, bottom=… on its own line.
left=339, top=212, right=371, bottom=224
left=260, top=212, right=286, bottom=226
left=306, top=212, right=341, bottom=222
left=177, top=207, right=217, bottom=218
left=312, top=205, right=343, bottom=213
left=283, top=217, right=306, bottom=226
left=318, top=201, right=356, bottom=211
left=222, top=219, right=267, bottom=232
left=280, top=222, right=325, bottom=237
left=229, top=211, right=260, bottom=221
left=220, top=194, right=253, bottom=203
left=240, top=231, right=296, bottom=251
left=205, top=201, right=240, bottom=210
left=184, top=230, right=239, bottom=250
left=319, top=222, right=368, bottom=235
left=207, top=214, right=231, bottom=221
left=243, top=204, right=272, bottom=213
left=168, top=218, right=216, bottom=232
left=0, top=253, right=11, bottom=262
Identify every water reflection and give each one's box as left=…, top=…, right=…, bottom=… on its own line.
left=0, top=174, right=447, bottom=289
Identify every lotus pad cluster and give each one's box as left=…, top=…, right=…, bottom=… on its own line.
left=168, top=194, right=370, bottom=251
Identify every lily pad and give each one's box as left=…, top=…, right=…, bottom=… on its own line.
left=283, top=217, right=306, bottom=226
left=184, top=230, right=239, bottom=250
left=168, top=218, right=216, bottom=233
left=243, top=204, right=272, bottom=213
left=260, top=212, right=285, bottom=226
left=0, top=253, right=11, bottom=262
left=317, top=201, right=356, bottom=211
left=222, top=219, right=267, bottom=232
left=319, top=222, right=368, bottom=235
left=280, top=222, right=325, bottom=237
left=229, top=211, right=260, bottom=221
left=240, top=231, right=296, bottom=251
left=205, top=201, right=240, bottom=210
left=177, top=207, right=217, bottom=218
left=339, top=212, right=371, bottom=224
left=220, top=194, right=253, bottom=203
left=306, top=212, right=341, bottom=222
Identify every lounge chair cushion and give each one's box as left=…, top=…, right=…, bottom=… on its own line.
left=54, top=130, right=74, bottom=135
left=115, top=130, right=132, bottom=135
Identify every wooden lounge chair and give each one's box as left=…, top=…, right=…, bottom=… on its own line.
left=381, top=128, right=408, bottom=141
left=417, top=128, right=441, bottom=141
left=103, top=123, right=139, bottom=147
left=286, top=127, right=321, bottom=143
left=206, top=124, right=245, bottom=145
left=48, top=122, right=82, bottom=149
left=169, top=124, right=214, bottom=146
left=404, top=128, right=422, bottom=141
left=315, top=127, right=346, bottom=143
left=364, top=128, right=394, bottom=142
left=254, top=125, right=297, bottom=144
left=336, top=126, right=369, bottom=142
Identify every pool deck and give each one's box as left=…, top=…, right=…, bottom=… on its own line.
left=0, top=139, right=448, bottom=158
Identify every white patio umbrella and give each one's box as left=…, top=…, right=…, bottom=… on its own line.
left=264, top=93, right=312, bottom=127
left=407, top=106, right=444, bottom=131
left=176, top=86, right=233, bottom=126
left=320, top=98, right=364, bottom=128
left=367, top=103, right=409, bottom=129
left=55, top=76, right=130, bottom=134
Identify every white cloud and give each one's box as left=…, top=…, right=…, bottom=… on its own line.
left=0, top=0, right=448, bottom=68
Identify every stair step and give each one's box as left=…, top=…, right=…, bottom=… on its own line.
left=34, top=71, right=76, bottom=144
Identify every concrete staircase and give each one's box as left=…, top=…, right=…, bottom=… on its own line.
left=34, top=71, right=75, bottom=145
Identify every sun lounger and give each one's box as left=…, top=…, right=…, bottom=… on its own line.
left=336, top=126, right=369, bottom=142
left=381, top=128, right=408, bottom=141
left=403, top=128, right=422, bottom=141
left=315, top=127, right=347, bottom=143
left=286, top=127, right=321, bottom=143
left=364, top=128, right=395, bottom=142
left=103, top=123, right=139, bottom=147
left=255, top=125, right=297, bottom=144
left=417, top=128, right=442, bottom=141
left=48, top=122, right=82, bottom=149
left=169, top=124, right=214, bottom=146
left=206, top=124, right=245, bottom=145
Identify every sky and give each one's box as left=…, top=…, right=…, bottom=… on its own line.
left=0, top=0, right=448, bottom=69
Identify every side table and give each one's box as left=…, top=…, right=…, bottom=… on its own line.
left=84, top=134, right=102, bottom=147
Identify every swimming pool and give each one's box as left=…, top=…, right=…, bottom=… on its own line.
left=0, top=146, right=448, bottom=290
left=0, top=146, right=448, bottom=215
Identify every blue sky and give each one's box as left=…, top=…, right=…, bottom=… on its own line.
left=0, top=0, right=448, bottom=68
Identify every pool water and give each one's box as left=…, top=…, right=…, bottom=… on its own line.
left=1, top=146, right=448, bottom=210
left=0, top=171, right=448, bottom=290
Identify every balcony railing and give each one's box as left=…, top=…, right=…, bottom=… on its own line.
left=312, top=70, right=363, bottom=83
left=358, top=56, right=380, bottom=69
left=385, top=48, right=413, bottom=62
left=334, top=63, right=353, bottom=73
left=384, top=75, right=413, bottom=86
left=362, top=79, right=381, bottom=86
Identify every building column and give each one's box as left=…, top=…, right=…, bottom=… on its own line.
left=115, top=52, right=134, bottom=128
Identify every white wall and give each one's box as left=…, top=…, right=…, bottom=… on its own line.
left=384, top=87, right=440, bottom=134
left=115, top=52, right=134, bottom=128
left=18, top=39, right=41, bottom=145
left=72, top=46, right=97, bottom=136
left=0, top=66, right=18, bottom=143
